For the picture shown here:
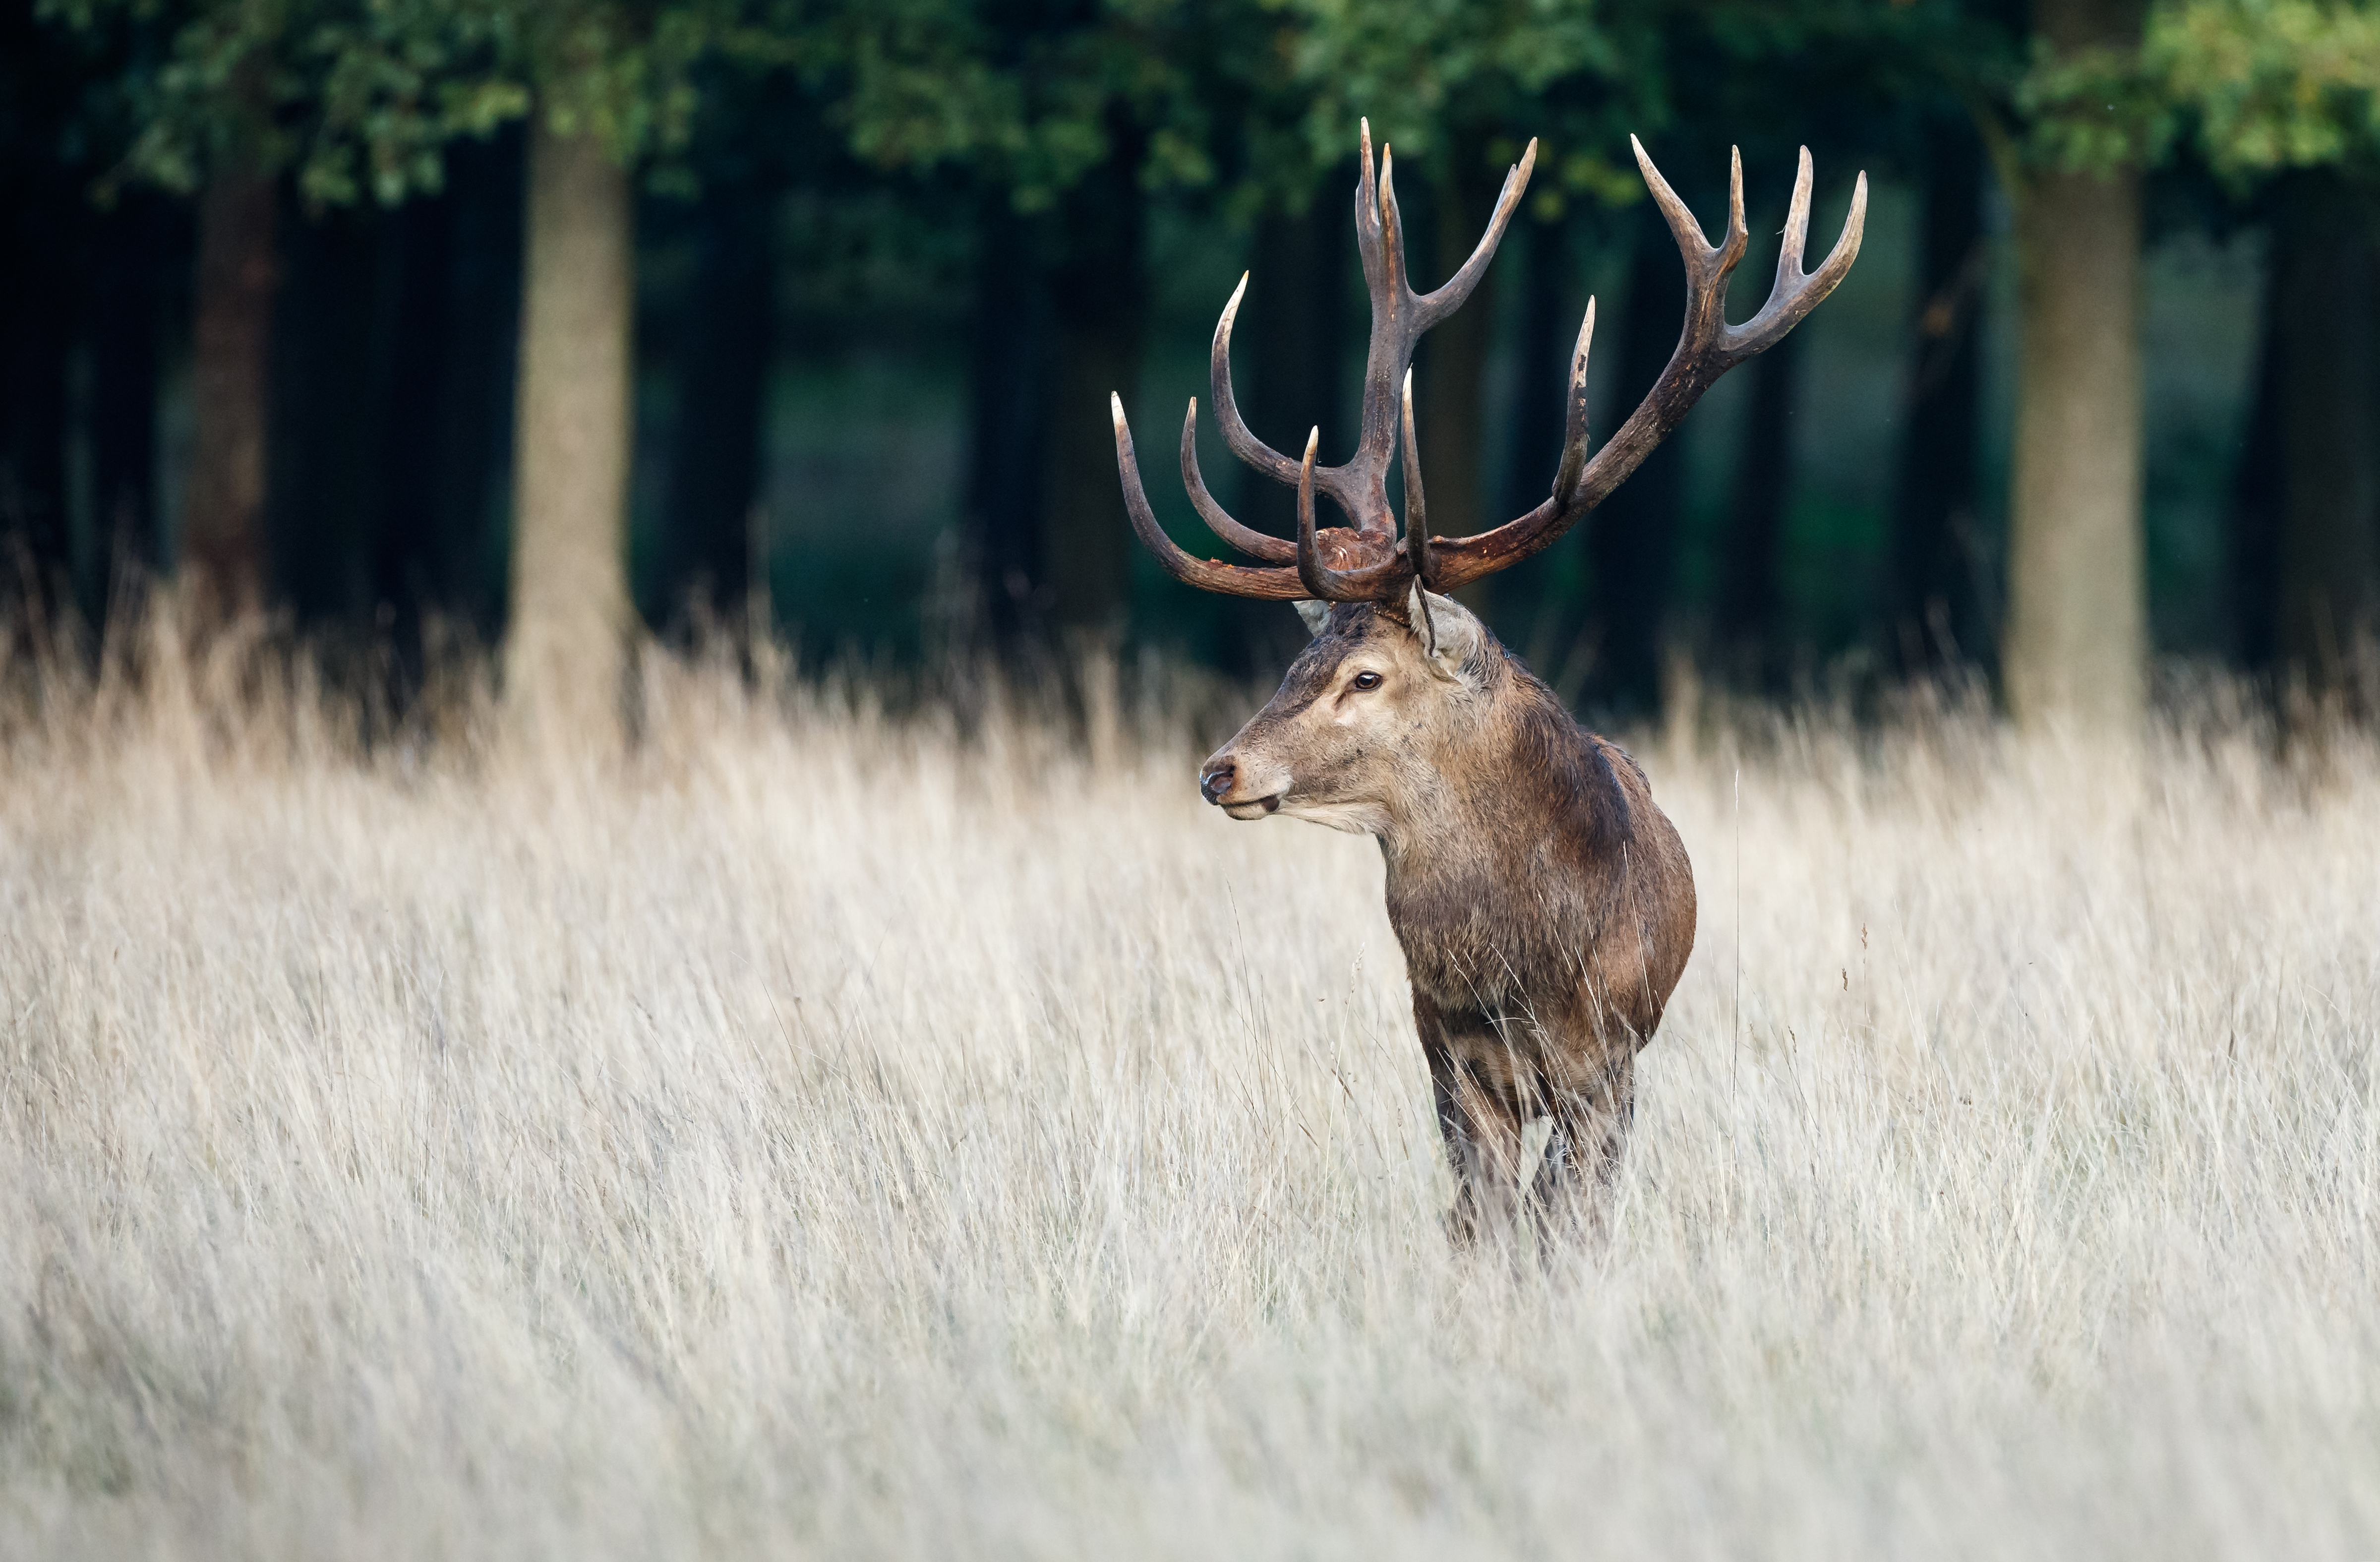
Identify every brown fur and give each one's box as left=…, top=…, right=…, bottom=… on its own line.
left=1201, top=592, right=1695, bottom=1242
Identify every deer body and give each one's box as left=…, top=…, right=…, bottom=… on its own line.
left=1110, top=119, right=1861, bottom=1241
left=1201, top=596, right=1694, bottom=1235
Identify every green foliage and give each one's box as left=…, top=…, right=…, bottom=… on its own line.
left=2015, top=35, right=2172, bottom=175
left=1272, top=0, right=1620, bottom=159
left=810, top=0, right=1666, bottom=224
left=2016, top=0, right=2380, bottom=182
left=38, top=0, right=748, bottom=206
left=2154, top=0, right=2380, bottom=178
left=45, top=0, right=2380, bottom=221
left=300, top=3, right=528, bottom=203
left=804, top=0, right=1262, bottom=212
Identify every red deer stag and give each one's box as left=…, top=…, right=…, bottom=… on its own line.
left=1110, top=123, right=1864, bottom=1241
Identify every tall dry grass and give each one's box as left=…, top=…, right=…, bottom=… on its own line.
left=1, top=623, right=2377, bottom=1559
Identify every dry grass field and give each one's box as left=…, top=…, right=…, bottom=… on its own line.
left=2, top=628, right=2377, bottom=1559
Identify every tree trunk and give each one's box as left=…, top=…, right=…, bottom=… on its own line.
left=2270, top=173, right=2379, bottom=685
left=2004, top=0, right=2147, bottom=733
left=1041, top=122, right=1146, bottom=633
left=1416, top=151, right=1501, bottom=611
left=507, top=119, right=633, bottom=747
left=661, top=179, right=774, bottom=631
left=1888, top=118, right=1988, bottom=675
left=181, top=167, right=278, bottom=615
left=1718, top=330, right=1801, bottom=690
left=1587, top=206, right=1689, bottom=716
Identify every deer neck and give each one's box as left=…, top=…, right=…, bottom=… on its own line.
left=1374, top=669, right=1529, bottom=892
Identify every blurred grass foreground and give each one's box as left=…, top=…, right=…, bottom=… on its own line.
left=2, top=617, right=2378, bottom=1558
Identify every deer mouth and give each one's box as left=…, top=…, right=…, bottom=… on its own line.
left=1222, top=794, right=1283, bottom=820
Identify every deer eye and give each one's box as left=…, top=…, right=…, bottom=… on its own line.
left=1350, top=671, right=1383, bottom=692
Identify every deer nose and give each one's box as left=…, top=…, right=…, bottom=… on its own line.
left=1200, top=761, right=1235, bottom=804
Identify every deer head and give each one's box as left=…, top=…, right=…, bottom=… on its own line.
left=1195, top=581, right=1491, bottom=833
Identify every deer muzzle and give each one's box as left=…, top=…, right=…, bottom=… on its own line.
left=1199, top=755, right=1285, bottom=817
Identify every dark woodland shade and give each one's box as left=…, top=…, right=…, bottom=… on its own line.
left=1414, top=133, right=1512, bottom=566
left=0, top=5, right=84, bottom=592
left=1238, top=195, right=1353, bottom=546
left=1717, top=330, right=1802, bottom=692
left=656, top=172, right=774, bottom=627
left=1485, top=214, right=1585, bottom=628
left=269, top=132, right=522, bottom=643
left=965, top=192, right=1052, bottom=639
left=1586, top=206, right=1690, bottom=715
left=963, top=120, right=1148, bottom=640
left=1888, top=117, right=1989, bottom=676
left=0, top=7, right=180, bottom=623
left=1042, top=116, right=1147, bottom=630
left=2231, top=171, right=2380, bottom=684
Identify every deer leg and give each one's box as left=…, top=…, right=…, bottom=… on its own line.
left=1432, top=1058, right=1530, bottom=1249
left=1529, top=1049, right=1636, bottom=1245
left=1416, top=994, right=1531, bottom=1247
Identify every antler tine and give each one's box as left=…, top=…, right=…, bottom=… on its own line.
left=1358, top=118, right=1378, bottom=244
left=1399, top=369, right=1429, bottom=586
left=1425, top=142, right=1867, bottom=592
left=1377, top=144, right=1410, bottom=300
left=1628, top=134, right=1750, bottom=294
left=1336, top=130, right=1415, bottom=539
left=1630, top=134, right=1711, bottom=266
left=1207, top=273, right=1307, bottom=490
left=1181, top=398, right=1295, bottom=563
left=1777, top=144, right=1815, bottom=283
left=1415, top=138, right=1537, bottom=330
left=1296, top=427, right=1405, bottom=601
left=1295, top=429, right=1345, bottom=599
left=1112, top=394, right=1305, bottom=600
left=1552, top=297, right=1595, bottom=508
left=1725, top=156, right=1867, bottom=358
left=1295, top=429, right=1343, bottom=600
left=1723, top=146, right=1749, bottom=274
left=1354, top=119, right=1388, bottom=309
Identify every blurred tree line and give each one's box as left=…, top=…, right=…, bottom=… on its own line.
left=3, top=0, right=2379, bottom=742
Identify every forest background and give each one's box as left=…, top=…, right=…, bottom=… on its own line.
left=5, top=0, right=2380, bottom=735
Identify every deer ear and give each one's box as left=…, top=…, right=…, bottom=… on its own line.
left=1295, top=600, right=1332, bottom=636
left=1405, top=580, right=1482, bottom=680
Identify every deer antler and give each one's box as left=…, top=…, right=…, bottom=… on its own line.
left=1110, top=127, right=1864, bottom=605
left=1429, top=141, right=1866, bottom=590
left=1110, top=122, right=1532, bottom=602
left=1204, top=124, right=1535, bottom=534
